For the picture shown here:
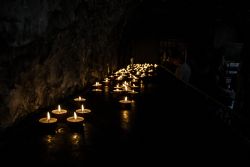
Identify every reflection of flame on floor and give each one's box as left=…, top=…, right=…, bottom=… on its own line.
left=56, top=128, right=65, bottom=134
left=71, top=133, right=81, bottom=145
left=121, top=110, right=130, bottom=130
left=44, top=135, right=54, bottom=144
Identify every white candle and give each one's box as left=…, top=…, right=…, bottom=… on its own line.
left=52, top=105, right=67, bottom=115
left=76, top=104, right=91, bottom=114
left=39, top=112, right=57, bottom=124
left=93, top=82, right=102, bottom=87
left=119, top=96, right=132, bottom=104
left=74, top=96, right=86, bottom=102
left=67, top=112, right=84, bottom=123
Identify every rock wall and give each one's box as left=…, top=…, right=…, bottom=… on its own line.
left=0, top=0, right=138, bottom=128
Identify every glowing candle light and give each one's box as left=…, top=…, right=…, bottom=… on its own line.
left=115, top=83, right=120, bottom=88
left=74, top=112, right=77, bottom=120
left=67, top=112, right=84, bottom=123
left=104, top=78, right=109, bottom=82
left=58, top=105, right=61, bottom=112
left=74, top=96, right=86, bottom=102
left=93, top=81, right=102, bottom=87
left=52, top=105, right=67, bottom=115
left=76, top=104, right=91, bottom=114
left=113, top=88, right=122, bottom=92
left=47, top=112, right=50, bottom=121
left=119, top=96, right=132, bottom=104
left=39, top=112, right=57, bottom=124
left=129, top=89, right=138, bottom=94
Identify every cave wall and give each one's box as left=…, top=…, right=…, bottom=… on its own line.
left=1, top=0, right=250, bottom=129
left=0, top=0, right=139, bottom=128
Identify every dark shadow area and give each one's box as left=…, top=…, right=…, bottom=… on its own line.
left=120, top=0, right=243, bottom=110
left=0, top=66, right=249, bottom=166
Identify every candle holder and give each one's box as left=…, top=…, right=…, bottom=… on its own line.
left=76, top=105, right=91, bottom=114
left=103, top=78, right=110, bottom=86
left=92, top=82, right=102, bottom=87
left=128, top=89, right=138, bottom=94
left=51, top=105, right=67, bottom=121
left=51, top=105, right=67, bottom=115
left=67, top=112, right=84, bottom=130
left=76, top=105, right=91, bottom=121
left=119, top=96, right=133, bottom=104
left=113, top=88, right=123, bottom=93
left=131, top=84, right=139, bottom=89
left=114, top=83, right=122, bottom=89
left=74, top=96, right=86, bottom=102
left=38, top=112, right=57, bottom=132
left=92, top=88, right=102, bottom=92
left=39, top=112, right=57, bottom=124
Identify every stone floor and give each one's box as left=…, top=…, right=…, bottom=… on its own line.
left=0, top=66, right=250, bottom=166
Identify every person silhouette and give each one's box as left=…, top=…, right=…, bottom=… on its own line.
left=174, top=50, right=192, bottom=83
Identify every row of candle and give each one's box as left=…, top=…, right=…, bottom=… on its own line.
left=39, top=96, right=91, bottom=124
left=39, top=111, right=83, bottom=124
left=91, top=63, right=158, bottom=104
left=39, top=63, right=157, bottom=125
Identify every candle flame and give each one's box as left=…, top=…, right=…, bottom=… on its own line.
left=74, top=112, right=77, bottom=119
left=125, top=96, right=128, bottom=101
left=58, top=105, right=61, bottom=112
left=47, top=112, right=50, bottom=121
left=81, top=105, right=84, bottom=111
left=79, top=96, right=81, bottom=100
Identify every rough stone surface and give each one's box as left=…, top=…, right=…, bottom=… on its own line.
left=0, top=0, right=138, bottom=128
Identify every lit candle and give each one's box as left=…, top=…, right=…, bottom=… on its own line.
left=113, top=88, right=122, bottom=92
left=116, top=75, right=123, bottom=81
left=93, top=82, right=102, bottom=87
left=67, top=112, right=84, bottom=123
left=47, top=112, right=50, bottom=120
left=119, top=96, right=133, bottom=104
left=92, top=88, right=102, bottom=92
left=92, top=82, right=102, bottom=91
left=52, top=105, right=67, bottom=115
left=124, top=85, right=128, bottom=91
left=103, top=78, right=109, bottom=83
left=39, top=112, right=57, bottom=124
left=74, top=96, right=86, bottom=102
left=76, top=104, right=91, bottom=114
left=129, top=89, right=138, bottom=94
left=131, top=84, right=138, bottom=88
left=114, top=83, right=121, bottom=89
